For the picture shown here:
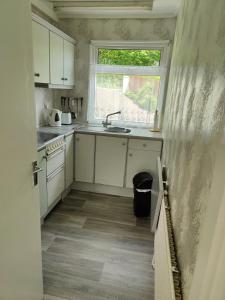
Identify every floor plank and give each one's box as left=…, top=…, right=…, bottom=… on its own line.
left=42, top=190, right=154, bottom=300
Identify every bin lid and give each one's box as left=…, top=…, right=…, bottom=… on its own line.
left=133, top=172, right=153, bottom=189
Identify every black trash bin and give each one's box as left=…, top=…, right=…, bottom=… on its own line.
left=133, top=172, right=153, bottom=217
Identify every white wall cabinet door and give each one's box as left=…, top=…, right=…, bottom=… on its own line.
left=65, top=134, right=74, bottom=188
left=126, top=149, right=160, bottom=188
left=50, top=31, right=64, bottom=85
left=32, top=21, right=49, bottom=83
left=63, top=40, right=75, bottom=86
left=37, top=149, right=47, bottom=218
left=75, top=134, right=95, bottom=183
left=95, top=136, right=127, bottom=187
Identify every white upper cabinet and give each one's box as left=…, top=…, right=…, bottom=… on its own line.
left=63, top=40, right=75, bottom=86
left=50, top=31, right=64, bottom=85
left=32, top=21, right=49, bottom=83
left=95, top=136, right=127, bottom=187
left=32, top=14, right=75, bottom=88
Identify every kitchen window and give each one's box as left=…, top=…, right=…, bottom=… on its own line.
left=88, top=41, right=170, bottom=127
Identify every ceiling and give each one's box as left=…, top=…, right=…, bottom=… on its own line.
left=47, top=0, right=180, bottom=18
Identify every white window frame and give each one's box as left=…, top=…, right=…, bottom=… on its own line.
left=88, top=40, right=170, bottom=128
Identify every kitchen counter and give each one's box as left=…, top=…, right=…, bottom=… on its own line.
left=75, top=125, right=163, bottom=140
left=37, top=123, right=163, bottom=151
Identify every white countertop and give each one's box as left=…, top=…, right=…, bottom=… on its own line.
left=37, top=123, right=162, bottom=150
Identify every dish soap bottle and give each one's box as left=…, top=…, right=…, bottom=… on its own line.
left=151, top=109, right=160, bottom=132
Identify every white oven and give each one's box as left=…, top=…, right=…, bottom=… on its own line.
left=46, top=137, right=65, bottom=208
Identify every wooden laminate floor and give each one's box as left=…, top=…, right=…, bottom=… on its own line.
left=42, top=190, right=154, bottom=300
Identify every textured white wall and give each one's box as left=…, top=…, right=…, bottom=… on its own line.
left=57, top=18, right=177, bottom=121
left=34, top=88, right=54, bottom=127
left=162, top=0, right=225, bottom=298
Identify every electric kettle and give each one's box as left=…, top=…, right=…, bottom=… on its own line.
left=48, top=109, right=62, bottom=127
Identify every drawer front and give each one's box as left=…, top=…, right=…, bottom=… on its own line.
left=129, top=139, right=162, bottom=152
left=47, top=149, right=65, bottom=176
left=47, top=167, right=65, bottom=207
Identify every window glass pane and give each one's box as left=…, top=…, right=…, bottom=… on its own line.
left=95, top=73, right=160, bottom=124
left=98, top=49, right=161, bottom=66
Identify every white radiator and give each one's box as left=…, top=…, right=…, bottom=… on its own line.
left=153, top=160, right=182, bottom=300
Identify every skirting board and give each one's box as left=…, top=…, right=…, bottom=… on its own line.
left=72, top=181, right=133, bottom=198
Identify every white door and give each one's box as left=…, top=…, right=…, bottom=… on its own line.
left=32, top=21, right=49, bottom=83
left=63, top=39, right=75, bottom=86
left=95, top=136, right=127, bottom=187
left=65, top=134, right=74, bottom=188
left=126, top=149, right=159, bottom=188
left=75, top=134, right=95, bottom=183
left=0, top=1, right=43, bottom=300
left=50, top=31, right=64, bottom=85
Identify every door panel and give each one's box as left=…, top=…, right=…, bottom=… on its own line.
left=32, top=21, right=49, bottom=83
left=65, top=134, right=74, bottom=188
left=75, top=134, right=95, bottom=183
left=47, top=167, right=65, bottom=207
left=0, top=2, right=43, bottom=299
left=126, top=149, right=160, bottom=188
left=63, top=40, right=75, bottom=86
left=95, top=136, right=127, bottom=187
left=50, top=31, right=64, bottom=85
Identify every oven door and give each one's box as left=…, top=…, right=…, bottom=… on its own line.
left=47, top=147, right=65, bottom=176
left=47, top=165, right=65, bottom=208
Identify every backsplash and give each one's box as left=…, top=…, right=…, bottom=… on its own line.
left=34, top=88, right=54, bottom=127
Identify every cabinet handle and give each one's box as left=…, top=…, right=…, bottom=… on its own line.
left=122, top=142, right=126, bottom=146
left=64, top=78, right=68, bottom=81
left=61, top=77, right=64, bottom=80
left=143, top=143, right=147, bottom=147
left=35, top=73, right=40, bottom=77
left=129, top=153, right=133, bottom=157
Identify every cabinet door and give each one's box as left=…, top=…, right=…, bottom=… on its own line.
left=32, top=21, right=49, bottom=83
left=63, top=40, right=75, bottom=86
left=37, top=149, right=48, bottom=218
left=65, top=134, right=74, bottom=188
left=126, top=149, right=160, bottom=188
left=95, top=136, right=127, bottom=187
left=50, top=31, right=64, bottom=85
left=75, top=134, right=95, bottom=183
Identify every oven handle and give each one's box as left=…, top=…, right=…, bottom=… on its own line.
left=47, top=165, right=64, bottom=183
left=46, top=147, right=64, bottom=160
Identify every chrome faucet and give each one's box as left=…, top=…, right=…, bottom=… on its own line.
left=102, top=111, right=121, bottom=127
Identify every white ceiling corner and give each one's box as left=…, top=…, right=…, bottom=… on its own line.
left=47, top=0, right=180, bottom=19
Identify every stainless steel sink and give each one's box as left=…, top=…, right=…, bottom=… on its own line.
left=37, top=131, right=61, bottom=145
left=104, top=127, right=131, bottom=134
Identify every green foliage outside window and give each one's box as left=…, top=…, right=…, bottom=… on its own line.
left=98, top=49, right=161, bottom=66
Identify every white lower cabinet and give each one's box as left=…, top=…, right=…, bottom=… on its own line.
left=65, top=134, right=74, bottom=189
left=75, top=134, right=95, bottom=183
left=37, top=149, right=48, bottom=218
left=47, top=166, right=65, bottom=207
left=95, top=136, right=127, bottom=187
left=125, top=149, right=159, bottom=188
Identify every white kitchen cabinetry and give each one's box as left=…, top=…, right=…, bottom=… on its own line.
left=65, top=134, right=74, bottom=188
left=75, top=134, right=95, bottom=183
left=50, top=32, right=75, bottom=86
left=63, top=40, right=75, bottom=86
left=50, top=31, right=64, bottom=85
left=37, top=149, right=48, bottom=218
left=95, top=136, right=127, bottom=187
left=32, top=21, right=49, bottom=83
left=125, top=139, right=162, bottom=188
